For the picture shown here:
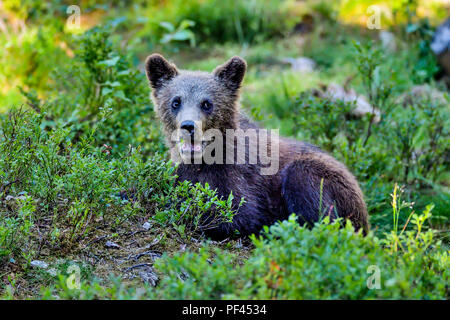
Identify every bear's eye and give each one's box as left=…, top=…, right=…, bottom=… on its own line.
left=171, top=97, right=181, bottom=110
left=200, top=99, right=213, bottom=113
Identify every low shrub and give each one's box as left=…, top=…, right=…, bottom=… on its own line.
left=39, top=203, right=448, bottom=299
left=153, top=203, right=448, bottom=299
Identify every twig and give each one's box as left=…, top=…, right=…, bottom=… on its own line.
left=123, top=263, right=152, bottom=273
left=0, top=178, right=20, bottom=193
left=134, top=250, right=163, bottom=261
left=82, top=235, right=109, bottom=250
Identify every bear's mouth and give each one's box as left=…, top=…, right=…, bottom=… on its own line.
left=178, top=140, right=207, bottom=162
left=177, top=134, right=217, bottom=162
left=180, top=141, right=203, bottom=153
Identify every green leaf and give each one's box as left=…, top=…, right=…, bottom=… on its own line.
left=101, top=87, right=114, bottom=96
left=112, top=90, right=130, bottom=102
left=159, top=21, right=175, bottom=32
left=406, top=24, right=419, bottom=33
left=98, top=56, right=120, bottom=67
left=178, top=20, right=195, bottom=31
left=172, top=30, right=194, bottom=42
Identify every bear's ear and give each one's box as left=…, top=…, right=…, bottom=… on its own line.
left=145, top=53, right=179, bottom=90
left=213, top=56, right=247, bottom=91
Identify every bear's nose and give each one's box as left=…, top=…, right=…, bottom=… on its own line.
left=180, top=120, right=195, bottom=136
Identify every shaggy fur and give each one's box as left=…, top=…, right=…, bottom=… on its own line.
left=145, top=53, right=369, bottom=239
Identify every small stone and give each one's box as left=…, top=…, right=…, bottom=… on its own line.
left=379, top=31, right=396, bottom=52
left=397, top=84, right=448, bottom=107
left=281, top=57, right=316, bottom=73
left=47, top=268, right=58, bottom=276
left=105, top=241, right=120, bottom=249
left=138, top=266, right=159, bottom=287
left=30, top=260, right=48, bottom=269
left=142, top=222, right=152, bottom=231
left=432, top=18, right=450, bottom=75
left=324, top=83, right=381, bottom=123
left=431, top=18, right=450, bottom=56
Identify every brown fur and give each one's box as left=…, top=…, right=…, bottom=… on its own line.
left=145, top=54, right=369, bottom=239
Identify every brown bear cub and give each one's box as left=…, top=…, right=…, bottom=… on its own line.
left=145, top=54, right=369, bottom=240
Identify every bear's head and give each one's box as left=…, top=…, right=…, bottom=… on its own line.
left=145, top=53, right=246, bottom=163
